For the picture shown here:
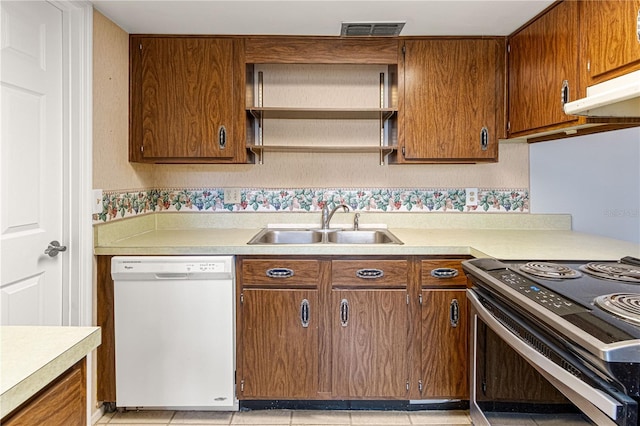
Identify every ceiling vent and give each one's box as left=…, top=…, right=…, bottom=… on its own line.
left=340, top=21, right=406, bottom=37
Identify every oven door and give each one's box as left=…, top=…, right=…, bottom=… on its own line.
left=468, top=288, right=638, bottom=426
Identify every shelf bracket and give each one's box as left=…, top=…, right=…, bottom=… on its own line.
left=380, top=72, right=385, bottom=165
left=257, top=71, right=264, bottom=164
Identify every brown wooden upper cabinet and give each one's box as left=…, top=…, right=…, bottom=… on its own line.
left=507, top=0, right=581, bottom=137
left=395, top=38, right=504, bottom=163
left=506, top=0, right=640, bottom=142
left=129, top=36, right=246, bottom=163
left=581, top=0, right=640, bottom=84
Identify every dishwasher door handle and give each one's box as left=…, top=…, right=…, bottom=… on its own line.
left=154, top=273, right=189, bottom=280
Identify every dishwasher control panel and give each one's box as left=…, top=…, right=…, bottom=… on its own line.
left=111, top=256, right=234, bottom=280
left=190, top=262, right=227, bottom=273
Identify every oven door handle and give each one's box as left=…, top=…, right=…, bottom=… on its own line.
left=468, top=289, right=626, bottom=426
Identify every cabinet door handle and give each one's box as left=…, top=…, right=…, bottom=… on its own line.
left=266, top=268, right=295, bottom=278
left=636, top=8, right=640, bottom=43
left=356, top=268, right=384, bottom=279
left=218, top=125, right=227, bottom=149
left=480, top=127, right=488, bottom=151
left=450, top=298, right=460, bottom=328
left=430, top=267, right=459, bottom=279
left=300, top=299, right=310, bottom=328
left=561, top=80, right=570, bottom=107
left=340, top=298, right=349, bottom=327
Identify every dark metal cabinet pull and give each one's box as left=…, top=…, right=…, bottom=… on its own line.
left=430, top=268, right=459, bottom=279
left=561, top=80, right=570, bottom=107
left=300, top=299, right=310, bottom=328
left=266, top=268, right=295, bottom=278
left=356, top=268, right=384, bottom=279
left=450, top=299, right=460, bottom=328
left=218, top=125, right=226, bottom=149
left=480, top=127, right=489, bottom=151
left=340, top=299, right=349, bottom=327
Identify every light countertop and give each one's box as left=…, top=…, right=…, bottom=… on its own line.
left=0, top=326, right=101, bottom=419
left=94, top=213, right=640, bottom=260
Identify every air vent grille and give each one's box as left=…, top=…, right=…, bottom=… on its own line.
left=340, top=22, right=405, bottom=37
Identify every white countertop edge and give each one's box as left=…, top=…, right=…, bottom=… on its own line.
left=0, top=326, right=101, bottom=419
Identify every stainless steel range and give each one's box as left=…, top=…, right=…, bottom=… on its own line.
left=463, top=257, right=640, bottom=426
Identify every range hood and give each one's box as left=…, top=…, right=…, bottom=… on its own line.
left=564, top=70, right=640, bottom=117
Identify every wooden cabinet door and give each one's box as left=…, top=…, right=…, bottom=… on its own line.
left=138, top=37, right=235, bottom=159
left=332, top=290, right=410, bottom=399
left=401, top=39, right=502, bottom=162
left=508, top=0, right=581, bottom=136
left=421, top=289, right=468, bottom=399
left=582, top=0, right=640, bottom=83
left=240, top=289, right=319, bottom=399
left=3, top=360, right=86, bottom=426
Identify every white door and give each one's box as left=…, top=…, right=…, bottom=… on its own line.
left=1, top=1, right=65, bottom=325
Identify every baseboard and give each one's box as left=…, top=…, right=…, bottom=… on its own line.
left=239, top=400, right=469, bottom=411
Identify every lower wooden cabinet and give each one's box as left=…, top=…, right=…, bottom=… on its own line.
left=237, top=258, right=323, bottom=399
left=421, top=289, right=468, bottom=398
left=332, top=289, right=410, bottom=399
left=240, top=289, right=319, bottom=398
left=236, top=256, right=469, bottom=401
left=2, top=359, right=86, bottom=426
left=420, top=260, right=469, bottom=399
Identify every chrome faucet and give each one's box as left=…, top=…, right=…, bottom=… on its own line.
left=321, top=203, right=349, bottom=229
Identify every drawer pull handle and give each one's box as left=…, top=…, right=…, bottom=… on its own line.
left=356, top=268, right=384, bottom=279
left=300, top=299, right=310, bottom=328
left=430, top=268, right=459, bottom=279
left=340, top=299, right=349, bottom=327
left=266, top=268, right=294, bottom=278
left=450, top=299, right=460, bottom=328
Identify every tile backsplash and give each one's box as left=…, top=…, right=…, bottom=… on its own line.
left=94, top=187, right=529, bottom=223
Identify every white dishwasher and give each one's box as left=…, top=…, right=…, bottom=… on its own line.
left=111, top=256, right=237, bottom=410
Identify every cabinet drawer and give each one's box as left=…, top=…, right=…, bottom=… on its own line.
left=421, top=260, right=467, bottom=288
left=422, top=259, right=467, bottom=287
left=242, top=259, right=320, bottom=288
left=332, top=260, right=407, bottom=288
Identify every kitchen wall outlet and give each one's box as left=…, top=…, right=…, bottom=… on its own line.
left=465, top=188, right=478, bottom=206
left=224, top=188, right=241, bottom=204
left=92, top=189, right=104, bottom=214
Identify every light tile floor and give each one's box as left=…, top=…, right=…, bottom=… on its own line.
left=95, top=409, right=472, bottom=426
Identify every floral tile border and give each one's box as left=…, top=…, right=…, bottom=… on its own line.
left=94, top=188, right=529, bottom=223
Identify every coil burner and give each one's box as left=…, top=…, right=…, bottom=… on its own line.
left=594, top=293, right=640, bottom=326
left=580, top=262, right=640, bottom=283
left=518, top=262, right=582, bottom=280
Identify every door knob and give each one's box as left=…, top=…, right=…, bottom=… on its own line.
left=45, top=240, right=67, bottom=257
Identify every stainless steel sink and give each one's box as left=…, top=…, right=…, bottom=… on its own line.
left=326, top=230, right=403, bottom=245
left=247, top=228, right=403, bottom=245
left=247, top=229, right=324, bottom=245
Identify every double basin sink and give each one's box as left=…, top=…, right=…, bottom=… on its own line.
left=248, top=228, right=403, bottom=245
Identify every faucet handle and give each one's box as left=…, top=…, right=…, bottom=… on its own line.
left=353, top=212, right=360, bottom=230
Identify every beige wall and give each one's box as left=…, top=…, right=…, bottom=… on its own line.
left=92, top=11, right=529, bottom=192
left=93, top=10, right=153, bottom=191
